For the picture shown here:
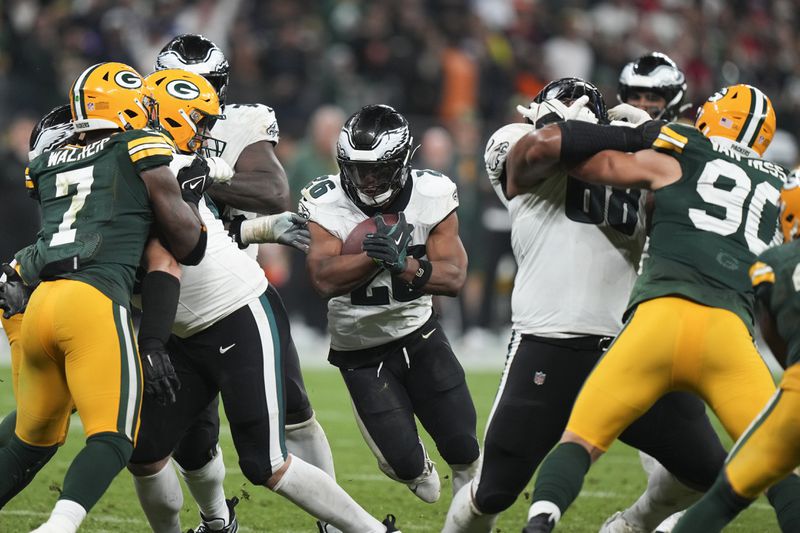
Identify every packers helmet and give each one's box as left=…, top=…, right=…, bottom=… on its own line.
left=695, top=84, right=776, bottom=156
left=69, top=62, right=155, bottom=132
left=145, top=69, right=225, bottom=155
left=780, top=168, right=800, bottom=242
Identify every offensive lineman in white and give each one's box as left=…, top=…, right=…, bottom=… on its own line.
left=443, top=78, right=727, bottom=533
left=301, top=104, right=481, bottom=505
left=127, top=69, right=399, bottom=533
left=128, top=34, right=343, bottom=533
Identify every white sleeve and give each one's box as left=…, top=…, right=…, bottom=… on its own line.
left=484, top=123, right=535, bottom=205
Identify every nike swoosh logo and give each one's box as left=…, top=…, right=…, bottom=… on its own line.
left=421, top=329, right=436, bottom=339
left=188, top=180, right=202, bottom=190
left=219, top=343, right=236, bottom=354
left=395, top=235, right=403, bottom=246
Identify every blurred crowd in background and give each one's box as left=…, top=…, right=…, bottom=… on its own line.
left=3, top=0, right=800, bottom=340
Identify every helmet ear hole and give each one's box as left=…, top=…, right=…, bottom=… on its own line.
left=124, top=109, right=138, bottom=119
left=165, top=117, right=181, bottom=128
left=698, top=122, right=706, bottom=130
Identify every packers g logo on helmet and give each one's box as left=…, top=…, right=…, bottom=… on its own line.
left=69, top=62, right=153, bottom=132
left=695, top=84, right=776, bottom=156
left=166, top=79, right=201, bottom=100
left=145, top=69, right=225, bottom=156
left=114, top=70, right=143, bottom=89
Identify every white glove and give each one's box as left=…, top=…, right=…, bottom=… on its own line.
left=608, top=103, right=652, bottom=126
left=206, top=156, right=235, bottom=184
left=516, top=95, right=597, bottom=127
left=168, top=153, right=196, bottom=176
left=237, top=212, right=311, bottom=253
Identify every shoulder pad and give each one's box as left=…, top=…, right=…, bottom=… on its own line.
left=223, top=103, right=280, bottom=144
left=749, top=260, right=775, bottom=288
left=484, top=123, right=535, bottom=182
left=412, top=169, right=459, bottom=225
left=298, top=175, right=351, bottom=221
left=651, top=123, right=691, bottom=154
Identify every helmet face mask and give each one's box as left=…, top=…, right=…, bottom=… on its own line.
left=337, top=105, right=413, bottom=208
left=533, top=77, right=608, bottom=123
left=145, top=69, right=226, bottom=156
left=618, top=52, right=687, bottom=121
left=155, top=34, right=230, bottom=105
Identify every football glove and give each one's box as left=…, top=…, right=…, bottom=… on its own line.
left=0, top=263, right=34, bottom=319
left=229, top=212, right=311, bottom=253
left=517, top=95, right=596, bottom=128
left=206, top=156, right=235, bottom=184
left=175, top=155, right=212, bottom=205
left=608, top=103, right=652, bottom=126
left=140, top=340, right=181, bottom=406
left=363, top=212, right=414, bottom=275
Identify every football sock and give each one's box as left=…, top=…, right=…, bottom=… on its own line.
left=530, top=442, right=591, bottom=519
left=31, top=499, right=87, bottom=533
left=285, top=414, right=336, bottom=479
left=177, top=445, right=230, bottom=527
left=60, top=432, right=132, bottom=512
left=0, top=435, right=58, bottom=508
left=622, top=457, right=703, bottom=530
left=0, top=410, right=17, bottom=447
left=450, top=460, right=480, bottom=498
left=672, top=475, right=752, bottom=533
left=441, top=479, right=498, bottom=533
left=767, top=474, right=800, bottom=532
left=272, top=455, right=386, bottom=532
left=132, top=461, right=184, bottom=533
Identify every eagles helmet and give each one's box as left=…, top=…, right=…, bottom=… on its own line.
left=533, top=77, right=608, bottom=124
left=337, top=104, right=414, bottom=208
left=695, top=84, right=775, bottom=157
left=618, top=52, right=687, bottom=121
left=29, top=104, right=73, bottom=160
left=155, top=34, right=230, bottom=105
left=69, top=62, right=155, bottom=132
left=145, top=69, right=226, bottom=156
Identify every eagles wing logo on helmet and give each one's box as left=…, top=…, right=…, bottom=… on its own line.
left=706, top=87, right=728, bottom=103
left=166, top=79, right=201, bottom=100
left=156, top=34, right=230, bottom=104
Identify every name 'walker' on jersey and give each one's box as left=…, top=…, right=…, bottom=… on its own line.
left=299, top=169, right=458, bottom=351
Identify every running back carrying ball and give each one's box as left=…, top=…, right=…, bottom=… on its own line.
left=341, top=213, right=399, bottom=255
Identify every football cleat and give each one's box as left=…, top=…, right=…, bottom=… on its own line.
left=406, top=455, right=440, bottom=503
left=654, top=510, right=685, bottom=533
left=598, top=511, right=647, bottom=533
left=522, top=513, right=556, bottom=533
left=188, top=496, right=239, bottom=533
left=382, top=514, right=401, bottom=532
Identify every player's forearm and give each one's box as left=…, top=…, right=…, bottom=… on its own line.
left=397, top=257, right=466, bottom=297
left=308, top=253, right=380, bottom=299
left=506, top=126, right=564, bottom=196
left=208, top=170, right=290, bottom=214
left=152, top=200, right=206, bottom=264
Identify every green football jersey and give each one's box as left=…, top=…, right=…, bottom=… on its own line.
left=751, top=241, right=800, bottom=365
left=627, top=123, right=786, bottom=330
left=20, top=128, right=174, bottom=306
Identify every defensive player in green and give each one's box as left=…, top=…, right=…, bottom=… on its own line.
left=505, top=84, right=800, bottom=533
left=0, top=62, right=208, bottom=533
left=671, top=173, right=800, bottom=532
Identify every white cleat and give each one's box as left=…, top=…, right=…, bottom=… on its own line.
left=407, top=458, right=440, bottom=503
left=599, top=511, right=647, bottom=533
left=654, top=511, right=685, bottom=533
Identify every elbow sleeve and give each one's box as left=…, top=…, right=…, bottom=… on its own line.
left=177, top=225, right=207, bottom=266
left=558, top=120, right=663, bottom=163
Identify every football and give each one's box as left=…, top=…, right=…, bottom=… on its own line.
left=341, top=213, right=399, bottom=255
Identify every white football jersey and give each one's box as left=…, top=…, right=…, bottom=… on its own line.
left=210, top=103, right=281, bottom=259
left=171, top=197, right=268, bottom=338
left=485, top=123, right=647, bottom=337
left=300, top=170, right=459, bottom=350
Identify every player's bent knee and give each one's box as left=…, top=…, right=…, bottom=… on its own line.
left=128, top=456, right=171, bottom=477
left=89, top=432, right=134, bottom=468
left=474, top=487, right=520, bottom=515
left=240, top=451, right=287, bottom=486
left=173, top=440, right=218, bottom=472
left=437, top=434, right=480, bottom=466
left=285, top=409, right=316, bottom=429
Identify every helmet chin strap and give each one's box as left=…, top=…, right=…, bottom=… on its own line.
left=357, top=188, right=394, bottom=207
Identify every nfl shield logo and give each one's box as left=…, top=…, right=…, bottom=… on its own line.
left=534, top=371, right=546, bottom=386
left=87, top=102, right=95, bottom=111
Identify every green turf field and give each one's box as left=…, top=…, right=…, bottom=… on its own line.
left=0, top=366, right=780, bottom=532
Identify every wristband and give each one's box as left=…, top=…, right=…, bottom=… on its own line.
left=558, top=119, right=664, bottom=163
left=409, top=259, right=432, bottom=290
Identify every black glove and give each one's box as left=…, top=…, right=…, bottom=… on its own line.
left=363, top=212, right=414, bottom=275
left=140, top=340, right=181, bottom=406
left=176, top=156, right=212, bottom=205
left=0, top=264, right=34, bottom=319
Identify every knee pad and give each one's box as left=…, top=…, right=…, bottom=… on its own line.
left=473, top=483, right=521, bottom=515
left=88, top=432, right=134, bottom=468
left=173, top=438, right=218, bottom=472
left=437, top=433, right=480, bottom=467
left=232, top=421, right=287, bottom=485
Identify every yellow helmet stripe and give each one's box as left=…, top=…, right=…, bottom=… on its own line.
left=70, top=63, right=103, bottom=121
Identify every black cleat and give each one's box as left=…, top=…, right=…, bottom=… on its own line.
left=522, top=513, right=555, bottom=533
left=188, top=497, right=240, bottom=533
left=382, top=514, right=400, bottom=532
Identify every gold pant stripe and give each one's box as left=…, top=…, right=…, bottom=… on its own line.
left=725, top=367, right=800, bottom=499
left=566, top=297, right=776, bottom=451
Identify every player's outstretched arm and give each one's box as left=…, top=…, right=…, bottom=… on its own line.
left=306, top=221, right=381, bottom=299
left=506, top=124, right=565, bottom=198
left=395, top=212, right=467, bottom=297
left=207, top=141, right=290, bottom=214
left=140, top=165, right=207, bottom=265
left=571, top=148, right=681, bottom=190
